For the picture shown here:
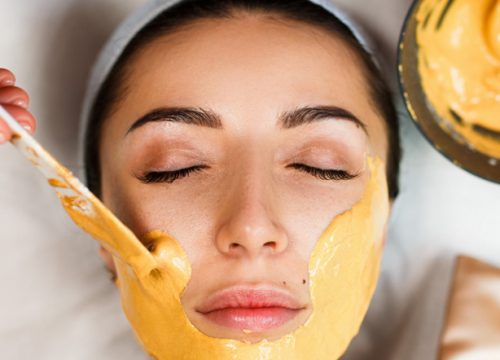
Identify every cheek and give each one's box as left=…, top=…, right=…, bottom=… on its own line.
left=278, top=174, right=369, bottom=258
left=101, top=168, right=221, bottom=263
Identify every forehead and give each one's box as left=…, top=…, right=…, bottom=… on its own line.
left=123, top=15, right=368, bottom=105
left=109, top=14, right=387, bottom=155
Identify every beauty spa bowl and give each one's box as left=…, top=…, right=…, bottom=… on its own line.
left=398, top=0, right=500, bottom=183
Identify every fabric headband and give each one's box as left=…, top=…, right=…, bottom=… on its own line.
left=77, top=0, right=380, bottom=182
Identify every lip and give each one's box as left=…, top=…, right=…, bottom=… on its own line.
left=196, top=285, right=306, bottom=332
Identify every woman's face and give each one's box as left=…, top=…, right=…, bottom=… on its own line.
left=99, top=14, right=389, bottom=342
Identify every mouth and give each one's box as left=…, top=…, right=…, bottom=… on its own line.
left=196, top=285, right=306, bottom=332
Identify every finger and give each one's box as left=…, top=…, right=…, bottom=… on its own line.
left=0, top=117, right=13, bottom=144
left=0, top=86, right=30, bottom=109
left=0, top=68, right=16, bottom=87
left=0, top=104, right=37, bottom=143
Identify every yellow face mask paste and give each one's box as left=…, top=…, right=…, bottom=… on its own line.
left=55, top=156, right=389, bottom=360
left=416, top=0, right=500, bottom=159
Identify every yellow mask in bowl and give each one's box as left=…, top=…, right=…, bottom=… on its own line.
left=55, top=155, right=389, bottom=359
left=416, top=0, right=500, bottom=158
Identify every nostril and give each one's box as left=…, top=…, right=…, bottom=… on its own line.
left=264, top=241, right=277, bottom=249
left=229, top=243, right=240, bottom=250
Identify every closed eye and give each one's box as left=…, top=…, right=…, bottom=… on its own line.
left=137, top=163, right=358, bottom=184
left=137, top=165, right=208, bottom=184
left=287, top=163, right=359, bottom=181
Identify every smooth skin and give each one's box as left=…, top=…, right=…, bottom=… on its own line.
left=1, top=13, right=391, bottom=343
left=98, top=14, right=389, bottom=342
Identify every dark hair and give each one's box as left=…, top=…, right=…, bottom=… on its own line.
left=85, top=0, right=401, bottom=199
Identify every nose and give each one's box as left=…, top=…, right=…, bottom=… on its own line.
left=215, top=166, right=288, bottom=259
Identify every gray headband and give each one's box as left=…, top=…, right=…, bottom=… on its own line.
left=77, top=0, right=379, bottom=182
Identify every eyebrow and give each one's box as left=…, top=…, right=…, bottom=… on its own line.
left=125, top=105, right=367, bottom=136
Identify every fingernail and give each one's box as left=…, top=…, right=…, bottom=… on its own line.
left=0, top=132, right=6, bottom=143
left=20, top=123, right=32, bottom=133
left=14, top=99, right=28, bottom=108
left=1, top=79, right=14, bottom=86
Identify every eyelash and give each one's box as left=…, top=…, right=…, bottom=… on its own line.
left=138, top=164, right=358, bottom=184
left=287, top=163, right=359, bottom=181
left=138, top=165, right=208, bottom=184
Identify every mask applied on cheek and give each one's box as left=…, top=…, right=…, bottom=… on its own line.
left=58, top=155, right=389, bottom=360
